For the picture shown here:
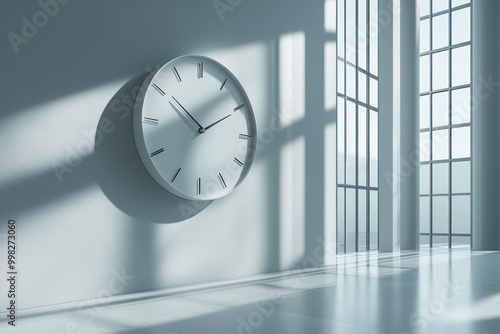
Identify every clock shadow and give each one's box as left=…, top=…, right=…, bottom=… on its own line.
left=93, top=74, right=212, bottom=223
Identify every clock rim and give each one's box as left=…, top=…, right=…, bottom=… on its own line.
left=133, top=54, right=257, bottom=201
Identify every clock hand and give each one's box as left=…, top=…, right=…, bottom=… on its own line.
left=168, top=101, right=201, bottom=133
left=204, top=114, right=232, bottom=131
left=171, top=96, right=205, bottom=133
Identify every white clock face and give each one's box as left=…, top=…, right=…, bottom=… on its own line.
left=133, top=55, right=257, bottom=201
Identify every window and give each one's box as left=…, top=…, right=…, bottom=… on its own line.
left=419, top=0, right=471, bottom=247
left=337, top=0, right=379, bottom=253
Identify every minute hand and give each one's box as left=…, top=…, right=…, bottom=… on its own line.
left=205, top=114, right=232, bottom=131
left=171, top=96, right=205, bottom=133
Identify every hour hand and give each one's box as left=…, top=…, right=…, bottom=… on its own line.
left=171, top=96, right=205, bottom=133
left=205, top=114, right=232, bottom=131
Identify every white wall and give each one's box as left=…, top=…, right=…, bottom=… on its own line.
left=0, top=0, right=337, bottom=310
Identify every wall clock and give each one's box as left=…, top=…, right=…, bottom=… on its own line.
left=133, top=55, right=257, bottom=201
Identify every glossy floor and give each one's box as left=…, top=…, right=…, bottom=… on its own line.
left=2, top=246, right=500, bottom=333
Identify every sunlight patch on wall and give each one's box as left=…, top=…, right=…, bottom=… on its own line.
left=279, top=31, right=305, bottom=128
left=0, top=80, right=125, bottom=188
left=279, top=135, right=305, bottom=269
left=324, top=122, right=337, bottom=263
left=324, top=41, right=337, bottom=111
left=207, top=41, right=268, bottom=118
left=325, top=0, right=337, bottom=33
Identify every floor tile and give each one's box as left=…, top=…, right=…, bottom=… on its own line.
left=306, top=299, right=419, bottom=332
left=85, top=295, right=210, bottom=323
left=251, top=314, right=398, bottom=334
left=137, top=302, right=296, bottom=334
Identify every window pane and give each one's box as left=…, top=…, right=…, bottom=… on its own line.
left=358, top=189, right=367, bottom=251
left=452, top=88, right=471, bottom=124
left=337, top=97, right=345, bottom=184
left=420, top=131, right=431, bottom=162
left=452, top=0, right=470, bottom=8
left=337, top=188, right=345, bottom=253
left=420, top=95, right=430, bottom=128
left=452, top=46, right=471, bottom=86
left=452, top=195, right=470, bottom=234
left=434, top=235, right=449, bottom=246
left=432, top=92, right=449, bottom=127
left=346, top=101, right=356, bottom=184
left=358, top=0, right=367, bottom=70
left=432, top=51, right=449, bottom=90
left=346, top=0, right=356, bottom=64
left=452, top=161, right=470, bottom=193
left=369, top=0, right=378, bottom=76
left=433, top=13, right=449, bottom=49
left=370, top=77, right=378, bottom=108
left=420, top=164, right=430, bottom=195
left=359, top=72, right=367, bottom=104
left=433, top=162, right=449, bottom=195
left=346, top=188, right=356, bottom=252
left=452, top=126, right=470, bottom=158
left=452, top=8, right=470, bottom=45
left=420, top=197, right=430, bottom=233
left=359, top=107, right=367, bottom=186
left=421, top=0, right=430, bottom=17
left=433, top=129, right=449, bottom=160
left=346, top=64, right=356, bottom=98
left=369, top=110, right=378, bottom=186
left=420, top=55, right=430, bottom=92
left=338, top=0, right=345, bottom=58
left=452, top=236, right=470, bottom=246
left=338, top=61, right=345, bottom=95
left=433, top=0, right=448, bottom=13
left=433, top=196, right=449, bottom=233
left=421, top=234, right=430, bottom=245
left=370, top=190, right=378, bottom=250
left=420, top=19, right=430, bottom=53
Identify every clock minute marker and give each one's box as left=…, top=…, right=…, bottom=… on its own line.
left=143, top=117, right=159, bottom=125
left=239, top=134, right=252, bottom=140
left=233, top=104, right=245, bottom=112
left=218, top=173, right=227, bottom=189
left=234, top=158, right=244, bottom=167
left=152, top=83, right=165, bottom=96
left=150, top=148, right=165, bottom=157
left=198, top=62, right=203, bottom=79
left=173, top=67, right=182, bottom=82
left=197, top=177, right=201, bottom=196
left=171, top=168, right=181, bottom=182
left=220, top=78, right=227, bottom=91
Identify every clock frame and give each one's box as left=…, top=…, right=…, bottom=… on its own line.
left=133, top=55, right=257, bottom=201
